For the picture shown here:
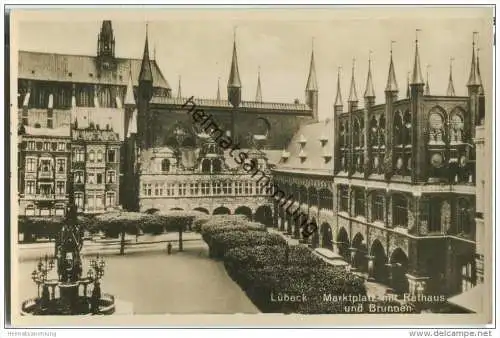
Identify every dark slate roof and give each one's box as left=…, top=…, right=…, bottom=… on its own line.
left=274, top=118, right=335, bottom=175
left=150, top=96, right=312, bottom=113
left=18, top=50, right=170, bottom=89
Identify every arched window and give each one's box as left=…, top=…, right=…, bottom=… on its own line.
left=339, top=186, right=349, bottom=212
left=379, top=116, right=386, bottom=146
left=457, top=199, right=472, bottom=235
left=403, top=111, right=412, bottom=145
left=96, top=150, right=103, bottom=162
left=161, top=159, right=170, bottom=172
left=212, top=159, right=222, bottom=173
left=354, top=188, right=365, bottom=216
left=450, top=113, right=464, bottom=143
left=429, top=110, right=445, bottom=144
left=372, top=193, right=384, bottom=222
left=353, top=119, right=360, bottom=148
left=89, top=150, right=95, bottom=162
left=392, top=194, right=408, bottom=227
left=339, top=123, right=345, bottom=148
left=394, top=112, right=403, bottom=145
left=370, top=116, right=378, bottom=145
left=201, top=159, right=211, bottom=173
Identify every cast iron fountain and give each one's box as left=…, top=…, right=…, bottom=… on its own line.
left=21, top=205, right=116, bottom=316
left=21, top=125, right=116, bottom=316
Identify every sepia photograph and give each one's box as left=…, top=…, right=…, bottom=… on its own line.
left=6, top=5, right=495, bottom=328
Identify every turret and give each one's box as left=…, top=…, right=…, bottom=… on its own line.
left=347, top=58, right=359, bottom=112
left=384, top=42, right=398, bottom=179
left=227, top=36, right=242, bottom=108
left=477, top=47, right=485, bottom=126
left=334, top=67, right=343, bottom=115
left=446, top=57, right=456, bottom=96
left=255, top=67, right=262, bottom=102
left=409, top=30, right=426, bottom=182
left=305, top=44, right=319, bottom=122
left=177, top=76, right=182, bottom=99
left=364, top=53, right=375, bottom=108
left=97, top=20, right=116, bottom=71
left=137, top=25, right=154, bottom=149
left=467, top=32, right=481, bottom=129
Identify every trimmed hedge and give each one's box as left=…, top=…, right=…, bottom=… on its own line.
left=208, top=231, right=286, bottom=259
left=19, top=210, right=208, bottom=241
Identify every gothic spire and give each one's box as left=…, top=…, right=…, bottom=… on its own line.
left=334, top=67, right=343, bottom=107
left=364, top=52, right=375, bottom=99
left=177, top=76, right=182, bottom=99
left=139, top=24, right=153, bottom=83
left=411, top=30, right=425, bottom=85
left=227, top=33, right=242, bottom=88
left=255, top=67, right=262, bottom=102
left=124, top=63, right=135, bottom=106
left=447, top=58, right=456, bottom=96
left=385, top=41, right=398, bottom=92
left=348, top=58, right=358, bottom=102
left=467, top=32, right=480, bottom=87
left=217, top=77, right=221, bottom=101
left=305, top=43, right=318, bottom=92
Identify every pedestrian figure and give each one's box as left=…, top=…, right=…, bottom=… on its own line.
left=167, top=242, right=172, bottom=255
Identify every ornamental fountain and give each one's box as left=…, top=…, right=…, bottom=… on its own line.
left=21, top=123, right=116, bottom=316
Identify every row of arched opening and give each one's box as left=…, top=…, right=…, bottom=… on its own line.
left=274, top=183, right=334, bottom=210
left=167, top=205, right=274, bottom=226
left=277, top=216, right=410, bottom=294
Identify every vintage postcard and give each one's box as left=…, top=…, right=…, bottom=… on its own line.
left=7, top=6, right=494, bottom=327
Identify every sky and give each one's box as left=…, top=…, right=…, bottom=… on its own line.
left=13, top=7, right=493, bottom=121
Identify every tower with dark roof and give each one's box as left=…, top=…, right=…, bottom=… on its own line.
left=305, top=45, right=319, bottom=122
left=409, top=31, right=426, bottom=182
left=137, top=26, right=154, bottom=149
left=97, top=20, right=116, bottom=71
left=384, top=43, right=398, bottom=179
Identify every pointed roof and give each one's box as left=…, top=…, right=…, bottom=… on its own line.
left=411, top=34, right=425, bottom=85
left=177, top=76, right=182, bottom=99
left=364, top=56, right=375, bottom=98
left=348, top=58, right=358, bottom=102
left=305, top=47, right=318, bottom=92
left=334, top=67, right=343, bottom=107
left=228, top=39, right=242, bottom=88
left=447, top=58, right=456, bottom=96
left=139, top=25, right=153, bottom=83
left=216, top=77, right=221, bottom=101
left=100, top=20, right=113, bottom=40
left=255, top=68, right=262, bottom=102
left=467, top=35, right=480, bottom=87
left=385, top=49, right=398, bottom=92
left=124, top=65, right=135, bottom=106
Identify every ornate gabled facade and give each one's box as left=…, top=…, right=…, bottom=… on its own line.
left=71, top=126, right=121, bottom=214
left=130, top=34, right=319, bottom=219
left=18, top=126, right=72, bottom=217
left=274, top=33, right=485, bottom=304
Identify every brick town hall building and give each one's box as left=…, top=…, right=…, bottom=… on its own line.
left=273, top=35, right=486, bottom=301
